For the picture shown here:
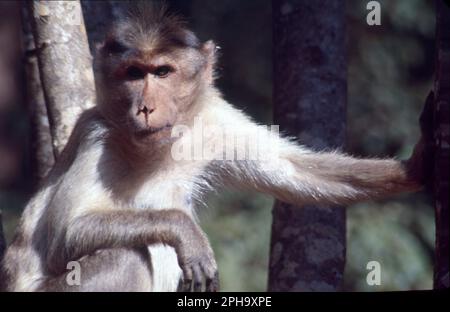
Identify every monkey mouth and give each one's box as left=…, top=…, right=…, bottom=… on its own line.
left=134, top=124, right=173, bottom=138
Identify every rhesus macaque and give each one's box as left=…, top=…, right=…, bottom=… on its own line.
left=1, top=3, right=431, bottom=292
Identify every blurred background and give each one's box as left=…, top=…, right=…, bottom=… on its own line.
left=0, top=0, right=435, bottom=291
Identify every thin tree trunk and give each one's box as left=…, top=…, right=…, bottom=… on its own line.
left=22, top=5, right=54, bottom=182
left=268, top=0, right=347, bottom=291
left=27, top=0, right=96, bottom=158
left=433, top=0, right=450, bottom=290
left=0, top=212, right=5, bottom=261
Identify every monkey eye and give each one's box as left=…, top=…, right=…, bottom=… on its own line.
left=126, top=66, right=146, bottom=80
left=154, top=65, right=173, bottom=78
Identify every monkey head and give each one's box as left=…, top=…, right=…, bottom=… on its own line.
left=94, top=4, right=216, bottom=144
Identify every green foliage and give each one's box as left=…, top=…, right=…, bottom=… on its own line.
left=201, top=191, right=273, bottom=291
left=345, top=197, right=434, bottom=291
left=343, top=0, right=435, bottom=290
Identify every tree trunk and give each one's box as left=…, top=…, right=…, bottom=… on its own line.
left=433, top=0, right=450, bottom=290
left=268, top=0, right=347, bottom=291
left=0, top=212, right=5, bottom=261
left=22, top=5, right=54, bottom=182
left=27, top=0, right=96, bottom=158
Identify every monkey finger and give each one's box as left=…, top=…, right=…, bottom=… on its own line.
left=192, top=264, right=203, bottom=292
left=182, top=266, right=193, bottom=292
left=205, top=271, right=220, bottom=292
left=199, top=259, right=219, bottom=292
left=200, top=261, right=217, bottom=280
left=183, top=278, right=192, bottom=292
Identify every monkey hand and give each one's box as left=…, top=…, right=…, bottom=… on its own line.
left=406, top=91, right=435, bottom=191
left=174, top=218, right=219, bottom=292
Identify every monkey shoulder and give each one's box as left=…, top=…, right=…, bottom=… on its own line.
left=23, top=109, right=111, bottom=226
left=66, top=108, right=109, bottom=153
left=44, top=108, right=108, bottom=179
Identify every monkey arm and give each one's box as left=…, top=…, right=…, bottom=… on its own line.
left=208, top=101, right=422, bottom=206
left=279, top=150, right=419, bottom=204
left=47, top=209, right=218, bottom=290
left=216, top=145, right=422, bottom=206
left=64, top=210, right=191, bottom=260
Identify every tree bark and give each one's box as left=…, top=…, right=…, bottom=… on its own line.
left=0, top=212, right=5, bottom=261
left=268, top=0, right=347, bottom=291
left=433, top=0, right=450, bottom=290
left=22, top=5, right=54, bottom=182
left=28, top=0, right=96, bottom=158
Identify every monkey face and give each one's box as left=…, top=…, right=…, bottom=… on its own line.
left=94, top=20, right=215, bottom=144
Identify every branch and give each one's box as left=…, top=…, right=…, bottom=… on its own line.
left=22, top=4, right=54, bottom=181
left=28, top=0, right=96, bottom=158
left=0, top=211, right=5, bottom=261
left=433, top=0, right=450, bottom=290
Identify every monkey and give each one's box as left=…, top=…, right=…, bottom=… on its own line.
left=1, top=3, right=431, bottom=292
left=1, top=4, right=219, bottom=292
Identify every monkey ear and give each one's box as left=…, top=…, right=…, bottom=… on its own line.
left=95, top=42, right=105, bottom=54
left=201, top=40, right=218, bottom=84
left=95, top=42, right=105, bottom=53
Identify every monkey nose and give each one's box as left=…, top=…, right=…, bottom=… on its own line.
left=137, top=105, right=155, bottom=116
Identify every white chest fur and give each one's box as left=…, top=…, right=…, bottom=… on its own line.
left=148, top=244, right=182, bottom=291
left=131, top=162, right=201, bottom=291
